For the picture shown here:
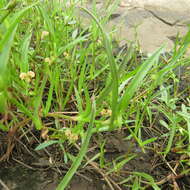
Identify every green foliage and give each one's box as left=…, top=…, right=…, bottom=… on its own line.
left=56, top=96, right=96, bottom=190
left=1, top=1, right=190, bottom=189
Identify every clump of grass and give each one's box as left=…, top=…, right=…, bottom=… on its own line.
left=0, top=0, right=190, bottom=189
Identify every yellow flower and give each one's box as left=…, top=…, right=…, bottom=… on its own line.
left=19, top=71, right=35, bottom=83
left=44, top=57, right=51, bottom=64
left=71, top=134, right=78, bottom=141
left=97, top=39, right=102, bottom=46
left=27, top=71, right=35, bottom=78
left=41, top=31, right=49, bottom=40
left=100, top=109, right=112, bottom=116
left=63, top=52, right=69, bottom=59
left=19, top=72, right=27, bottom=80
left=65, top=129, right=72, bottom=137
left=65, top=129, right=78, bottom=142
left=44, top=57, right=55, bottom=65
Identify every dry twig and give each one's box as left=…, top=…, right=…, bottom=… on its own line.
left=0, top=179, right=10, bottom=190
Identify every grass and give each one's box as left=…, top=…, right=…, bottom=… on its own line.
left=0, top=0, right=190, bottom=189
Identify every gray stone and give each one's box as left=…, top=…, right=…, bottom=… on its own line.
left=75, top=0, right=190, bottom=53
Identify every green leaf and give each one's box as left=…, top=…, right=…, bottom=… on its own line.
left=132, top=177, right=140, bottom=190
left=119, top=46, right=164, bottom=113
left=0, top=123, right=9, bottom=131
left=133, top=172, right=160, bottom=190
left=20, top=31, right=32, bottom=72
left=56, top=96, right=96, bottom=190
left=79, top=7, right=119, bottom=129
left=72, top=28, right=78, bottom=39
left=35, top=140, right=59, bottom=151
left=0, top=2, right=39, bottom=51
left=0, top=2, right=39, bottom=113
left=141, top=137, right=157, bottom=146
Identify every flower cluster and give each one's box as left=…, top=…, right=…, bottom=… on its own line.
left=44, top=57, right=55, bottom=65
left=100, top=108, right=112, bottom=116
left=63, top=52, right=69, bottom=59
left=19, top=71, right=35, bottom=83
left=65, top=129, right=78, bottom=142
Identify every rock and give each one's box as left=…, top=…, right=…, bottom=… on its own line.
left=127, top=0, right=190, bottom=12
left=75, top=0, right=190, bottom=53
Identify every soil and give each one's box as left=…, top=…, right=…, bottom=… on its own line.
left=0, top=165, right=58, bottom=190
left=0, top=126, right=190, bottom=190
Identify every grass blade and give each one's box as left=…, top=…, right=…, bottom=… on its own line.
left=79, top=7, right=119, bottom=128
left=20, top=30, right=32, bottom=72
left=119, top=46, right=164, bottom=113
left=56, top=96, right=96, bottom=190
left=0, top=2, right=39, bottom=113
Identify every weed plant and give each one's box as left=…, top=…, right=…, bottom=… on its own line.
left=0, top=0, right=190, bottom=189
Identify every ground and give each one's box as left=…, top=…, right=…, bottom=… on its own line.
left=0, top=0, right=190, bottom=189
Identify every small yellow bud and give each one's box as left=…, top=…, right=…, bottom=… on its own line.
left=65, top=129, right=72, bottom=137
left=41, top=31, right=49, bottom=40
left=65, top=129, right=78, bottom=142
left=27, top=71, right=35, bottom=78
left=100, top=109, right=112, bottom=116
left=44, top=57, right=51, bottom=64
left=19, top=71, right=35, bottom=83
left=71, top=134, right=78, bottom=141
left=19, top=72, right=27, bottom=80
left=63, top=52, right=69, bottom=59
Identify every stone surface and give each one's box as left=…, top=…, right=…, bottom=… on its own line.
left=127, top=0, right=190, bottom=12
left=76, top=0, right=190, bottom=53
